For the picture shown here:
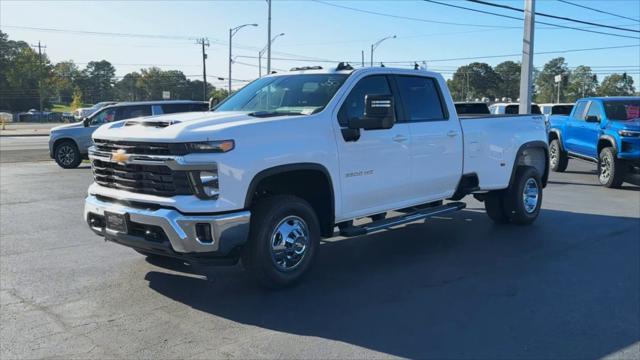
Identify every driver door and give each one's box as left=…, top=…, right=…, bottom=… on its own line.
left=334, top=75, right=412, bottom=219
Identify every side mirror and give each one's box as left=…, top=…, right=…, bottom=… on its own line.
left=585, top=115, right=599, bottom=123
left=348, top=94, right=395, bottom=130
left=82, top=117, right=89, bottom=127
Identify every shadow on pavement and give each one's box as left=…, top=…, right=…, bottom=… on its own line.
left=144, top=208, right=639, bottom=359
left=548, top=180, right=640, bottom=191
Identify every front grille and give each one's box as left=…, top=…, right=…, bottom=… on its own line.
left=94, top=139, right=188, bottom=156
left=92, top=159, right=193, bottom=197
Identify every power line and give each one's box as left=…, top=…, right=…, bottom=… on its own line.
left=557, top=0, right=640, bottom=24
left=423, top=0, right=640, bottom=40
left=311, top=0, right=520, bottom=29
left=467, top=0, right=640, bottom=33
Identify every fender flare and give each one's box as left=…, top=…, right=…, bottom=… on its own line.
left=548, top=129, right=565, bottom=152
left=510, top=140, right=549, bottom=188
left=51, top=137, right=81, bottom=158
left=244, top=162, right=335, bottom=210
left=598, top=135, right=618, bottom=153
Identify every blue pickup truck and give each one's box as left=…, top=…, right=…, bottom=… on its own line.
left=548, top=97, right=640, bottom=188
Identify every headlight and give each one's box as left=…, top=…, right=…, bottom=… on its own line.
left=186, top=140, right=234, bottom=153
left=189, top=170, right=219, bottom=199
left=618, top=130, right=640, bottom=138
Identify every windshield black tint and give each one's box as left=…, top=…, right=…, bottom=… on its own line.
left=603, top=100, right=640, bottom=120
left=215, top=74, right=349, bottom=114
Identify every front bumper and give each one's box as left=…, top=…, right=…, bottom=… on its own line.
left=84, top=195, right=250, bottom=256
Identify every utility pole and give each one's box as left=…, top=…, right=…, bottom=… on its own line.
left=31, top=41, right=46, bottom=111
left=196, top=38, right=210, bottom=101
left=518, top=0, right=535, bottom=114
left=361, top=50, right=365, bottom=67
left=267, top=0, right=272, bottom=75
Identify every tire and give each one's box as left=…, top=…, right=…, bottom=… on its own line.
left=502, top=166, right=543, bottom=226
left=484, top=191, right=510, bottom=224
left=549, top=139, right=568, bottom=172
left=242, top=195, right=320, bottom=289
left=598, top=147, right=625, bottom=188
left=54, top=140, right=82, bottom=169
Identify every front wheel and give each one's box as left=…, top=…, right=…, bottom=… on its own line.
left=242, top=195, right=320, bottom=289
left=549, top=139, right=568, bottom=172
left=598, top=147, right=625, bottom=188
left=54, top=140, right=82, bottom=169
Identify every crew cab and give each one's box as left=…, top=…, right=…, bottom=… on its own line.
left=50, top=100, right=209, bottom=168
left=548, top=97, right=640, bottom=187
left=84, top=65, right=549, bottom=288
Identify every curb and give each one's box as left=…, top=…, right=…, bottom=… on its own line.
left=0, top=133, right=50, bottom=137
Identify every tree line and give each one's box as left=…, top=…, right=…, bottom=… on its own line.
left=446, top=58, right=636, bottom=103
left=1, top=30, right=637, bottom=112
left=0, top=31, right=228, bottom=112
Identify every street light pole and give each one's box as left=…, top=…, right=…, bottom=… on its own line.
left=266, top=0, right=272, bottom=75
left=229, top=23, right=258, bottom=93
left=370, top=35, right=396, bottom=67
left=259, top=32, right=284, bottom=77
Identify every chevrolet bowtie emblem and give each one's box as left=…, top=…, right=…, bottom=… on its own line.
left=111, top=149, right=130, bottom=164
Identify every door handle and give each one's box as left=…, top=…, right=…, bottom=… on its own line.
left=447, top=130, right=459, bottom=137
left=392, top=135, right=408, bottom=143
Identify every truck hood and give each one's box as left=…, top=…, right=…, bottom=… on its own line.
left=91, top=111, right=298, bottom=142
left=51, top=121, right=84, bottom=132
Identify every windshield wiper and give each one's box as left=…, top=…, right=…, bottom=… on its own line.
left=247, top=111, right=305, bottom=118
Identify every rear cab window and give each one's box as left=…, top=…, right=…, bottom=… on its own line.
left=116, top=105, right=152, bottom=121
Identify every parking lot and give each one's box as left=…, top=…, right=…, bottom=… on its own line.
left=1, top=156, right=638, bottom=359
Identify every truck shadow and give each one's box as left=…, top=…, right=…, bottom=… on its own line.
left=144, top=208, right=639, bottom=359
left=548, top=180, right=640, bottom=191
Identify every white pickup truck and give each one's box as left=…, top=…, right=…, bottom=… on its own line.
left=85, top=64, right=549, bottom=288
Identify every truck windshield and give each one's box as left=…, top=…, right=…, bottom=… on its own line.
left=603, top=100, right=640, bottom=120
left=214, top=74, right=349, bottom=116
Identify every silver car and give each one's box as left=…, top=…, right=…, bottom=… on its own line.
left=49, top=100, right=209, bottom=168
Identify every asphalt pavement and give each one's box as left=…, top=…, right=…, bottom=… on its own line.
left=0, top=136, right=50, bottom=163
left=1, top=159, right=639, bottom=359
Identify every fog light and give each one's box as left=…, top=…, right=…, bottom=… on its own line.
left=195, top=223, right=213, bottom=244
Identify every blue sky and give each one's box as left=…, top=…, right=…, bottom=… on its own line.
left=1, top=0, right=639, bottom=89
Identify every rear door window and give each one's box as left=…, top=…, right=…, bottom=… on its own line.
left=395, top=76, right=446, bottom=121
left=161, top=103, right=208, bottom=114
left=117, top=105, right=152, bottom=120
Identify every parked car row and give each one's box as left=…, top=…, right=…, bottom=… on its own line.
left=49, top=100, right=209, bottom=168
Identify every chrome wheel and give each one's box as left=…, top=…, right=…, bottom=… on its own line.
left=522, top=178, right=539, bottom=214
left=56, top=144, right=76, bottom=166
left=599, top=155, right=611, bottom=183
left=270, top=215, right=309, bottom=271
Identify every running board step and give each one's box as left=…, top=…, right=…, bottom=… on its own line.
left=339, top=201, right=466, bottom=237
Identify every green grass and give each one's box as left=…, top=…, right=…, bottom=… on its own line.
left=50, top=103, right=93, bottom=113
left=51, top=103, right=73, bottom=113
